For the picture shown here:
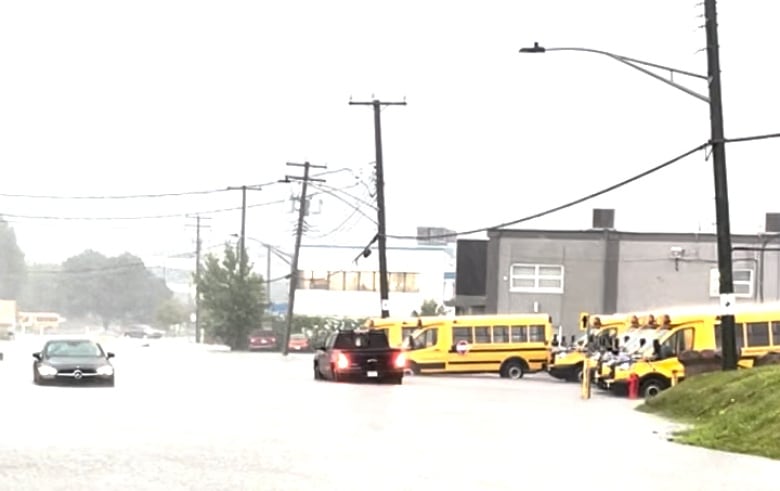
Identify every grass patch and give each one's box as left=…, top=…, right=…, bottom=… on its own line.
left=638, top=365, right=780, bottom=460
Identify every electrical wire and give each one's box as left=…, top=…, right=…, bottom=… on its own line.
left=384, top=142, right=710, bottom=240
left=307, top=183, right=378, bottom=225
left=723, top=132, right=780, bottom=145
left=0, top=180, right=282, bottom=200
left=0, top=199, right=286, bottom=221
left=313, top=181, right=377, bottom=211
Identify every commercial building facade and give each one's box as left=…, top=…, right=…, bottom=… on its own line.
left=455, top=209, right=780, bottom=337
left=293, top=244, right=455, bottom=319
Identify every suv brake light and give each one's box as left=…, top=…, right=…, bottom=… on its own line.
left=336, top=352, right=349, bottom=369
left=394, top=352, right=406, bottom=368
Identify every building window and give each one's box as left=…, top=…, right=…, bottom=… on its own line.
left=709, top=268, right=753, bottom=298
left=509, top=264, right=564, bottom=294
left=388, top=273, right=420, bottom=293
left=358, top=272, right=376, bottom=291
left=329, top=271, right=345, bottom=290
left=343, top=272, right=360, bottom=291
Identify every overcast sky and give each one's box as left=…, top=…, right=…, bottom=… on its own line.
left=1, top=1, right=779, bottom=269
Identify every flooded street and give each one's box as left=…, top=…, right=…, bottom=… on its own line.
left=0, top=336, right=777, bottom=490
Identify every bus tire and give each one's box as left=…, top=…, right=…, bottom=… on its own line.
left=408, top=361, right=421, bottom=375
left=640, top=377, right=669, bottom=399
left=501, top=359, right=525, bottom=380
left=569, top=363, right=584, bottom=383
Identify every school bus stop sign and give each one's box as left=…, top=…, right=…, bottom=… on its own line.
left=456, top=340, right=470, bottom=355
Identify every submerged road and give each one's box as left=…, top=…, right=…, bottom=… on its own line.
left=0, top=335, right=777, bottom=490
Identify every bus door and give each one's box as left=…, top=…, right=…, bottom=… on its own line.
left=407, top=325, right=446, bottom=373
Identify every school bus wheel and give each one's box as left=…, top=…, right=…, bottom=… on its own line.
left=407, top=361, right=421, bottom=375
left=501, top=358, right=526, bottom=380
left=639, top=376, right=669, bottom=399
left=569, top=363, right=584, bottom=383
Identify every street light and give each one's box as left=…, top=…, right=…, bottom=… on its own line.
left=520, top=3, right=738, bottom=372
left=518, top=42, right=709, bottom=103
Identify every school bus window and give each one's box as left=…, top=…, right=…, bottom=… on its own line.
left=681, top=327, right=695, bottom=352
left=492, top=326, right=509, bottom=343
left=529, top=325, right=546, bottom=342
left=735, top=323, right=745, bottom=349
left=771, top=322, right=780, bottom=345
left=746, top=322, right=770, bottom=347
left=474, top=326, right=490, bottom=343
left=421, top=329, right=438, bottom=348
left=714, top=323, right=721, bottom=349
left=510, top=325, right=527, bottom=343
left=453, top=327, right=473, bottom=344
left=402, top=327, right=417, bottom=339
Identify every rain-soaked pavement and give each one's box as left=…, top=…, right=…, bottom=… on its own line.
left=0, top=335, right=777, bottom=491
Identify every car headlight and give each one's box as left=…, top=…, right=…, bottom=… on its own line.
left=38, top=365, right=57, bottom=376
left=97, top=365, right=114, bottom=376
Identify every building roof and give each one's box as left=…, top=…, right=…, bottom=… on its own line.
left=487, top=228, right=763, bottom=244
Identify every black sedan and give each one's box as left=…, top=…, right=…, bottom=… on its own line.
left=33, top=339, right=116, bottom=387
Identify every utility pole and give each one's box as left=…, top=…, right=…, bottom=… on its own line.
left=704, top=0, right=737, bottom=370
left=266, top=244, right=272, bottom=316
left=349, top=98, right=406, bottom=318
left=186, top=214, right=211, bottom=344
left=281, top=162, right=326, bottom=356
left=227, top=184, right=262, bottom=277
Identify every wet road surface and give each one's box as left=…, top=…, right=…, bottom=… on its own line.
left=0, top=336, right=777, bottom=490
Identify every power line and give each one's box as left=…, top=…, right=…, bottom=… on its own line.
left=0, top=180, right=282, bottom=200
left=723, top=131, right=780, bottom=145
left=385, top=142, right=710, bottom=240
left=308, top=183, right=378, bottom=225
left=0, top=198, right=288, bottom=221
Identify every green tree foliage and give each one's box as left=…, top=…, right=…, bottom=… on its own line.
left=155, top=297, right=190, bottom=329
left=411, top=299, right=447, bottom=317
left=19, top=264, right=62, bottom=311
left=59, top=250, right=171, bottom=327
left=0, top=218, right=27, bottom=300
left=197, top=243, right=266, bottom=350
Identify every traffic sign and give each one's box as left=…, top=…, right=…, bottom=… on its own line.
left=455, top=340, right=470, bottom=355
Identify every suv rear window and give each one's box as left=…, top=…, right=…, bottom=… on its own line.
left=333, top=331, right=389, bottom=349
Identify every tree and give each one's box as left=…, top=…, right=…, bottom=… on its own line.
left=197, top=243, right=266, bottom=350
left=412, top=299, right=447, bottom=317
left=156, top=297, right=189, bottom=329
left=58, top=250, right=172, bottom=327
left=0, top=218, right=26, bottom=300
left=19, top=264, right=62, bottom=311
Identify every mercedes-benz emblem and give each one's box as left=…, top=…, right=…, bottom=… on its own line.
left=73, top=370, right=83, bottom=380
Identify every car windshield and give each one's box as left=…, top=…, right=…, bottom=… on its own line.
left=45, top=340, right=103, bottom=358
left=291, top=334, right=306, bottom=340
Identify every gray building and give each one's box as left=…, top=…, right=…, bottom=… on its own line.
left=456, top=209, right=780, bottom=337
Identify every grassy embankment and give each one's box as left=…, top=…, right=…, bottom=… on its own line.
left=638, top=365, right=780, bottom=460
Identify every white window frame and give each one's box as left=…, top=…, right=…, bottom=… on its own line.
left=509, top=263, right=564, bottom=294
left=709, top=268, right=754, bottom=298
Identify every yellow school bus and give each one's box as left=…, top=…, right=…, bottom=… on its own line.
left=548, top=312, right=636, bottom=382
left=404, top=313, right=554, bottom=379
left=606, top=305, right=780, bottom=398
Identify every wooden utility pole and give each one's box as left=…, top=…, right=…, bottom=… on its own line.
left=186, top=214, right=211, bottom=343
left=227, top=184, right=262, bottom=277
left=349, top=98, right=406, bottom=318
left=281, top=162, right=326, bottom=356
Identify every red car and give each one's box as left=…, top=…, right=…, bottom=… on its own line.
left=288, top=333, right=310, bottom=352
left=248, top=330, right=278, bottom=351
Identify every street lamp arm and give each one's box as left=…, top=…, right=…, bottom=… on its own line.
left=520, top=44, right=710, bottom=103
